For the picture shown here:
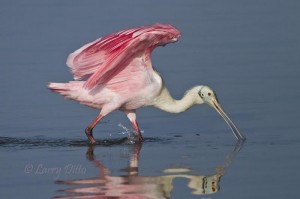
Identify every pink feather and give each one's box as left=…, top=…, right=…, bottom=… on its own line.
left=66, top=23, right=181, bottom=89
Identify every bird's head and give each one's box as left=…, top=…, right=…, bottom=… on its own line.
left=195, top=86, right=245, bottom=140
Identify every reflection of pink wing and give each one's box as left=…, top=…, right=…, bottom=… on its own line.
left=66, top=23, right=180, bottom=89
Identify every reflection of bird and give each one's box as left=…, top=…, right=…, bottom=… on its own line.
left=48, top=23, right=245, bottom=144
left=54, top=141, right=244, bottom=198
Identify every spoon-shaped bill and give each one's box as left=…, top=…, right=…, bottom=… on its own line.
left=211, top=100, right=246, bottom=140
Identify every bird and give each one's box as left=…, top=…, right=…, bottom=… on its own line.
left=48, top=23, right=245, bottom=144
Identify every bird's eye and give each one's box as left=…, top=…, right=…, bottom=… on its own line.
left=208, top=92, right=211, bottom=96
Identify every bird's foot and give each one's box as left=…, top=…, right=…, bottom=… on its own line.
left=85, top=127, right=96, bottom=144
left=137, top=135, right=144, bottom=143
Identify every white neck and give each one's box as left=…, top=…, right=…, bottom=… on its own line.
left=151, top=86, right=204, bottom=113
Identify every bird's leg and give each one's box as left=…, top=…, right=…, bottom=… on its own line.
left=132, top=120, right=144, bottom=142
left=85, top=114, right=104, bottom=144
left=125, top=110, right=144, bottom=142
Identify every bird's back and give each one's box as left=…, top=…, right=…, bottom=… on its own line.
left=49, top=69, right=163, bottom=111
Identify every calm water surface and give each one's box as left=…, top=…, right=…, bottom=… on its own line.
left=1, top=0, right=300, bottom=198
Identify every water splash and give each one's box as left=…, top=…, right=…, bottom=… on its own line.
left=117, top=123, right=141, bottom=144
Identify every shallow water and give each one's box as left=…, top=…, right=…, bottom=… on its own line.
left=1, top=0, right=300, bottom=198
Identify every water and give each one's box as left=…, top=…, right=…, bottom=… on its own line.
left=1, top=0, right=300, bottom=198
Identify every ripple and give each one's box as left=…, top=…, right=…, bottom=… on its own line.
left=0, top=136, right=172, bottom=149
left=0, top=136, right=87, bottom=149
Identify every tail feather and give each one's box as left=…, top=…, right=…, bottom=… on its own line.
left=48, top=81, right=109, bottom=109
left=48, top=82, right=83, bottom=100
left=48, top=82, right=69, bottom=95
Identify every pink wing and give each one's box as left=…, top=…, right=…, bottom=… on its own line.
left=66, top=23, right=181, bottom=89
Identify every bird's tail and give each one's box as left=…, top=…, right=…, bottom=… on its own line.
left=48, top=81, right=84, bottom=100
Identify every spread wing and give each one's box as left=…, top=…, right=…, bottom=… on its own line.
left=66, top=23, right=180, bottom=89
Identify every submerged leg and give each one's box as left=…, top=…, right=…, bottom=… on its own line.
left=85, top=113, right=104, bottom=144
left=125, top=110, right=144, bottom=142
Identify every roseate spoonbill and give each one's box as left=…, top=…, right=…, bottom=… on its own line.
left=48, top=23, right=245, bottom=144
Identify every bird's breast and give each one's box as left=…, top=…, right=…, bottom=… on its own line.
left=120, top=71, right=163, bottom=110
